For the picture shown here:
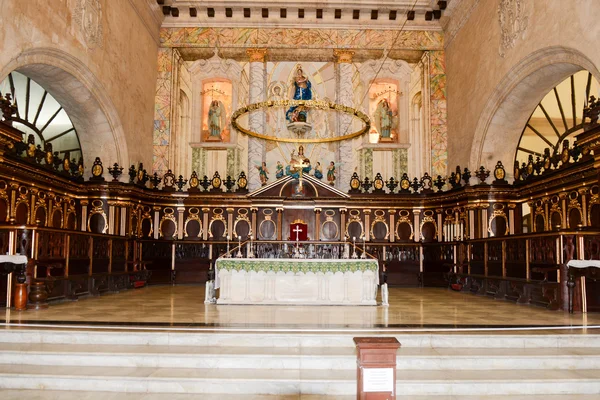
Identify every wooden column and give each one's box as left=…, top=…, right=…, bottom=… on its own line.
left=251, top=208, right=258, bottom=239
left=153, top=206, right=161, bottom=239
left=177, top=206, right=185, bottom=239
left=340, top=208, right=347, bottom=241
left=276, top=207, right=283, bottom=241
left=81, top=200, right=88, bottom=232
left=120, top=206, right=127, bottom=236
left=388, top=210, right=396, bottom=243
left=227, top=208, right=234, bottom=239
left=413, top=209, right=421, bottom=242
left=481, top=204, right=489, bottom=238
left=508, top=204, right=516, bottom=235
left=314, top=208, right=321, bottom=241
left=436, top=209, right=443, bottom=242
left=560, top=192, right=568, bottom=229
left=108, top=202, right=116, bottom=235
left=579, top=188, right=588, bottom=227
left=363, top=209, right=371, bottom=241
left=202, top=208, right=210, bottom=240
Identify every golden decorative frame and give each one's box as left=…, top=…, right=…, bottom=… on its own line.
left=208, top=208, right=228, bottom=239
left=321, top=209, right=339, bottom=241
left=587, top=185, right=599, bottom=226
left=567, top=191, right=583, bottom=228
left=258, top=209, right=276, bottom=240
left=184, top=207, right=203, bottom=238
left=139, top=206, right=153, bottom=238
left=232, top=100, right=371, bottom=144
left=419, top=210, right=437, bottom=241
left=370, top=209, right=389, bottom=241
left=159, top=207, right=177, bottom=239
left=87, top=199, right=108, bottom=234
left=488, top=204, right=509, bottom=237
left=345, top=209, right=364, bottom=240
left=233, top=208, right=252, bottom=239
left=394, top=210, right=414, bottom=241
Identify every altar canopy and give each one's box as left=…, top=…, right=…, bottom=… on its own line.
left=215, top=258, right=379, bottom=305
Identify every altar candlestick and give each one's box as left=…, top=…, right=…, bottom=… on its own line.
left=226, top=235, right=230, bottom=258
left=352, top=236, right=357, bottom=259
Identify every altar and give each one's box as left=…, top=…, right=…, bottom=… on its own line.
left=214, top=258, right=380, bottom=305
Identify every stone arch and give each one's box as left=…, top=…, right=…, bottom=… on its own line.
left=470, top=46, right=600, bottom=173
left=0, top=47, right=128, bottom=173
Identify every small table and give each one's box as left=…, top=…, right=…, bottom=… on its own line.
left=0, top=255, right=28, bottom=309
left=566, top=260, right=600, bottom=313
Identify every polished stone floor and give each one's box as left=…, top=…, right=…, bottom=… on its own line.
left=2, top=285, right=600, bottom=330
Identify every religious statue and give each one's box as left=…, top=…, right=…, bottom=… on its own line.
left=286, top=145, right=311, bottom=177
left=314, top=161, right=323, bottom=180
left=275, top=161, right=284, bottom=179
left=256, top=161, right=269, bottom=186
left=327, top=161, right=336, bottom=185
left=374, top=99, right=396, bottom=141
left=286, top=66, right=312, bottom=123
left=207, top=100, right=225, bottom=140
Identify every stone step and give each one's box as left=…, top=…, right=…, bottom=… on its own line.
left=2, top=342, right=600, bottom=371
left=2, top=328, right=600, bottom=348
left=0, top=365, right=599, bottom=395
left=3, top=392, right=600, bottom=400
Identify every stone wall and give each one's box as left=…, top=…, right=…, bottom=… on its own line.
left=446, top=0, right=600, bottom=172
left=0, top=0, right=162, bottom=172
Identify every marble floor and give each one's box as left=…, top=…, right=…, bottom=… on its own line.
left=2, top=285, right=600, bottom=331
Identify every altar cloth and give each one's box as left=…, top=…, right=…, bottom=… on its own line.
left=215, top=258, right=379, bottom=305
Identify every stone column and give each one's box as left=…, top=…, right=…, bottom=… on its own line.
left=579, top=188, right=588, bottom=227
left=276, top=208, right=283, bottom=240
left=413, top=209, right=421, bottom=243
left=340, top=208, right=347, bottom=241
left=246, top=49, right=267, bottom=191
left=335, top=50, right=355, bottom=193
left=363, top=209, right=371, bottom=241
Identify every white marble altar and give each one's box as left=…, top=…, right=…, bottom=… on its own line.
left=215, top=258, right=379, bottom=305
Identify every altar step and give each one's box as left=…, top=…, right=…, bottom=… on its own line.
left=0, top=329, right=599, bottom=397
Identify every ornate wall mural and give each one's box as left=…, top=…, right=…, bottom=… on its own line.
left=73, top=0, right=103, bottom=49
left=153, top=48, right=174, bottom=174
left=160, top=28, right=443, bottom=51
left=429, top=51, right=447, bottom=177
left=498, top=0, right=529, bottom=58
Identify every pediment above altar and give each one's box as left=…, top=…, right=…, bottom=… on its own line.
left=248, top=173, right=349, bottom=199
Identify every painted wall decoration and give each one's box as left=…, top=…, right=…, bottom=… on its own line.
left=429, top=51, right=447, bottom=177
left=153, top=48, right=173, bottom=174
left=160, top=28, right=444, bottom=51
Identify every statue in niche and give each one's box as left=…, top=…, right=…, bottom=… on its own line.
left=207, top=100, right=226, bottom=141
left=327, top=161, right=336, bottom=186
left=286, top=66, right=312, bottom=123
left=256, top=161, right=269, bottom=186
left=275, top=161, right=284, bottom=179
left=374, top=98, right=396, bottom=141
left=314, top=162, right=323, bottom=180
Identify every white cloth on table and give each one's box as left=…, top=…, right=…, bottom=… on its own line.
left=0, top=255, right=28, bottom=264
left=566, top=260, right=600, bottom=269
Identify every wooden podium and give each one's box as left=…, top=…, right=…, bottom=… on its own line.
left=353, top=337, right=401, bottom=399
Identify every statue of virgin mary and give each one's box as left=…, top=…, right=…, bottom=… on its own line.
left=286, top=66, right=312, bottom=123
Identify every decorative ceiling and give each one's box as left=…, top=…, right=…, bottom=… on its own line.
left=158, top=0, right=448, bottom=30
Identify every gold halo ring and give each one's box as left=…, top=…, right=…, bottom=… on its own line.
left=231, top=100, right=371, bottom=144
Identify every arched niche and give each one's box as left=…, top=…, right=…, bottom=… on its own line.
left=535, top=214, right=546, bottom=232
left=140, top=218, right=152, bottom=238
left=15, top=203, right=28, bottom=225
left=550, top=211, right=562, bottom=230
left=258, top=209, right=276, bottom=240
left=0, top=198, right=7, bottom=222
left=66, top=212, right=76, bottom=230
left=34, top=206, right=46, bottom=226
left=420, top=221, right=436, bottom=242
left=568, top=208, right=582, bottom=229
left=0, top=47, right=130, bottom=173
left=471, top=47, right=600, bottom=172
left=51, top=209, right=63, bottom=228
left=89, top=213, right=107, bottom=234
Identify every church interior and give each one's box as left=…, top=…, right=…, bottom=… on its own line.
left=1, top=0, right=600, bottom=398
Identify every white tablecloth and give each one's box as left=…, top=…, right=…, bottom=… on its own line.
left=0, top=255, right=28, bottom=264
left=566, top=260, right=600, bottom=269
